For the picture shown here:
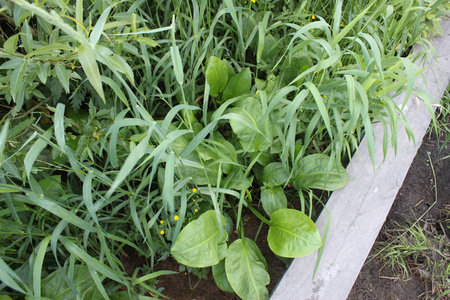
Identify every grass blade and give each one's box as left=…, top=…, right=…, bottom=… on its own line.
left=54, top=103, right=66, bottom=150
left=33, top=236, right=51, bottom=299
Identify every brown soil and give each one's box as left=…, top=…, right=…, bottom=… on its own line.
left=348, top=121, right=450, bottom=300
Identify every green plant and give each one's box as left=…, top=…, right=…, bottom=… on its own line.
left=0, top=0, right=447, bottom=299
left=375, top=220, right=450, bottom=299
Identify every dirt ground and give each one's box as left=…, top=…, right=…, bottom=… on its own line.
left=348, top=121, right=450, bottom=300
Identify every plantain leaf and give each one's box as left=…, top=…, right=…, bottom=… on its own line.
left=260, top=186, right=287, bottom=217
left=221, top=68, right=251, bottom=102
left=293, top=154, right=348, bottom=191
left=268, top=209, right=321, bottom=258
left=225, top=238, right=269, bottom=300
left=261, top=162, right=289, bottom=187
left=212, top=259, right=234, bottom=293
left=171, top=210, right=228, bottom=268
left=229, top=97, right=272, bottom=152
left=205, top=56, right=228, bottom=97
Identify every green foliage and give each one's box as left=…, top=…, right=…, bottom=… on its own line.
left=0, top=0, right=445, bottom=299
left=171, top=210, right=228, bottom=268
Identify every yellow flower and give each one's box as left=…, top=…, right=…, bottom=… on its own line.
left=194, top=209, right=199, bottom=213
left=323, top=95, right=327, bottom=98
left=160, top=230, right=165, bottom=235
left=160, top=220, right=164, bottom=224
left=192, top=188, right=197, bottom=193
left=174, top=215, right=179, bottom=221
left=251, top=0, right=256, bottom=3
left=311, top=15, right=316, bottom=20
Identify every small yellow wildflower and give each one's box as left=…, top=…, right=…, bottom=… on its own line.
left=194, top=209, right=199, bottom=213
left=160, top=220, right=164, bottom=224
left=160, top=230, right=165, bottom=235
left=311, top=15, right=316, bottom=20
left=323, top=95, right=327, bottom=98
left=174, top=215, right=179, bottom=221
left=340, top=21, right=345, bottom=26
left=192, top=188, right=197, bottom=193
left=251, top=0, right=256, bottom=3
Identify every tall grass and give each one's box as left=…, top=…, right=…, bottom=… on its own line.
left=0, top=0, right=447, bottom=298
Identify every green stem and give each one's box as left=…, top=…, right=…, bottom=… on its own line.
left=246, top=203, right=270, bottom=226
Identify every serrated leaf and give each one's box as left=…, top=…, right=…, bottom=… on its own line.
left=260, top=186, right=287, bottom=217
left=268, top=209, right=321, bottom=258
left=171, top=210, right=228, bottom=268
left=205, top=56, right=228, bottom=97
left=225, top=238, right=269, bottom=300
left=293, top=154, right=348, bottom=191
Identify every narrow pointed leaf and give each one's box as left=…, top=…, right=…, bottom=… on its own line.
left=78, top=45, right=105, bottom=103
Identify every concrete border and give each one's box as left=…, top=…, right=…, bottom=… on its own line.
left=271, top=19, right=450, bottom=300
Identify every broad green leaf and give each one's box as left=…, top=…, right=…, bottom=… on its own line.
left=78, top=45, right=105, bottom=103
left=212, top=259, right=234, bottom=293
left=261, top=162, right=289, bottom=187
left=229, top=97, right=272, bottom=152
left=293, top=154, right=349, bottom=191
left=280, top=51, right=312, bottom=85
left=171, top=210, right=228, bottom=268
left=260, top=186, right=287, bottom=217
left=225, top=238, right=269, bottom=300
left=223, top=167, right=252, bottom=190
left=42, top=265, right=105, bottom=299
left=221, top=68, right=252, bottom=102
left=268, top=209, right=321, bottom=258
left=205, top=56, right=228, bottom=97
